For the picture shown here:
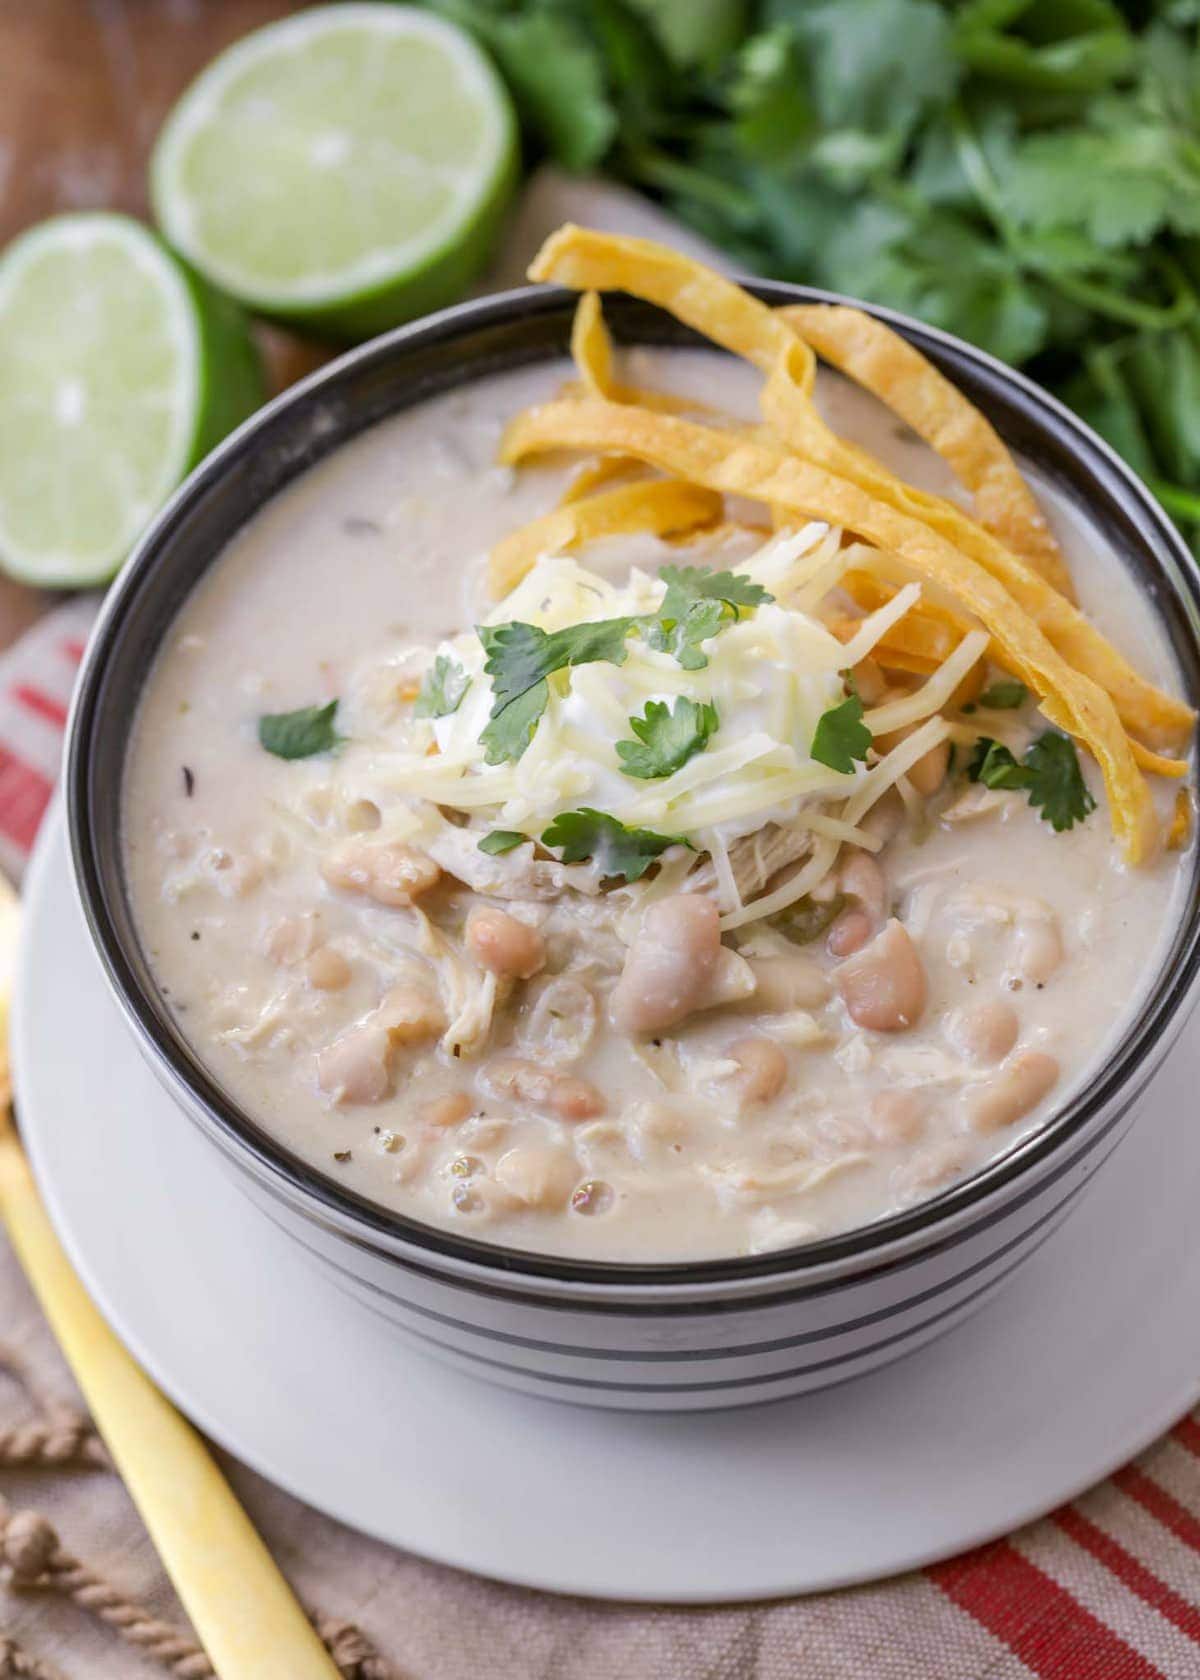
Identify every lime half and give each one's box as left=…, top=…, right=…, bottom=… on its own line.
left=151, top=5, right=519, bottom=338
left=0, top=214, right=262, bottom=587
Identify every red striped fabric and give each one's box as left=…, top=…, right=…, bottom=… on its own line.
left=1172, top=1415, right=1200, bottom=1459
left=1114, top=1466, right=1200, bottom=1557
left=12, top=681, right=69, bottom=729
left=0, top=744, right=53, bottom=852
left=1052, top=1505, right=1200, bottom=1644
left=930, top=1540, right=1167, bottom=1677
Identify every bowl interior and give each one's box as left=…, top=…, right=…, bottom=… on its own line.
left=67, top=281, right=1200, bottom=1286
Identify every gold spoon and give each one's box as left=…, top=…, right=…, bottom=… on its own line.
left=0, top=873, right=340, bottom=1679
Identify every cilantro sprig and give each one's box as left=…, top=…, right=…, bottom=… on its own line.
left=975, top=680, right=1028, bottom=711
left=810, top=693, right=872, bottom=774
left=414, top=655, right=469, bottom=719
left=968, top=731, right=1096, bottom=832
left=478, top=830, right=527, bottom=855
left=478, top=616, right=634, bottom=763
left=616, top=696, right=719, bottom=780
left=642, top=566, right=774, bottom=670
left=258, top=700, right=341, bottom=761
left=540, top=808, right=687, bottom=882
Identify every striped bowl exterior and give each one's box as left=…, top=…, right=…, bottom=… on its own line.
left=160, top=1041, right=1166, bottom=1411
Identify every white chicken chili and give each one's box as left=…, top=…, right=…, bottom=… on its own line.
left=122, top=341, right=1190, bottom=1262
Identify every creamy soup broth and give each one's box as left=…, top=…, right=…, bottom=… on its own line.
left=122, top=350, right=1184, bottom=1261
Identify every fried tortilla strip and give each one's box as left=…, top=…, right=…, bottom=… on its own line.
left=571, top=290, right=614, bottom=397
left=558, top=455, right=647, bottom=504
left=760, top=352, right=1192, bottom=749
left=568, top=290, right=733, bottom=419
left=1168, top=787, right=1194, bottom=850
left=489, top=477, right=723, bottom=596
left=779, top=302, right=1074, bottom=599
left=502, top=395, right=1157, bottom=861
left=532, top=227, right=1191, bottom=748
left=1129, top=739, right=1189, bottom=778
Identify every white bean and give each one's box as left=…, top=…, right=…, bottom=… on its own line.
left=868, top=1090, right=924, bottom=1144
left=316, top=1023, right=393, bottom=1106
left=726, top=1036, right=789, bottom=1105
left=466, top=905, right=545, bottom=979
left=321, top=837, right=441, bottom=907
left=610, top=894, right=721, bottom=1035
left=950, top=999, right=1019, bottom=1064
left=494, top=1145, right=576, bottom=1209
left=1015, top=912, right=1063, bottom=985
left=481, top=1056, right=605, bottom=1121
left=835, top=919, right=927, bottom=1032
left=827, top=907, right=873, bottom=958
left=423, top=1090, right=473, bottom=1129
left=970, top=1050, right=1059, bottom=1133
left=374, top=982, right=445, bottom=1045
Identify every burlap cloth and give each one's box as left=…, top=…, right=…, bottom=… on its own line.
left=4, top=172, right=1200, bottom=1680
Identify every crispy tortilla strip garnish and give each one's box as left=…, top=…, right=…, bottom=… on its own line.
left=558, top=455, right=647, bottom=505
left=1168, top=787, right=1194, bottom=850
left=571, top=290, right=614, bottom=397
left=501, top=395, right=1156, bottom=861
left=533, top=227, right=1191, bottom=749
left=534, top=223, right=813, bottom=385
left=1129, top=739, right=1189, bottom=778
left=489, top=477, right=723, bottom=596
left=761, top=354, right=1192, bottom=749
left=779, top=302, right=1074, bottom=599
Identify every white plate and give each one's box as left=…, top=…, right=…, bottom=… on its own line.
left=16, top=813, right=1200, bottom=1602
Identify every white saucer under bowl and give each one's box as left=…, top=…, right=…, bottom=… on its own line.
left=16, top=812, right=1200, bottom=1602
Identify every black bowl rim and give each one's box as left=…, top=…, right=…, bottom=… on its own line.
left=66, top=275, right=1200, bottom=1292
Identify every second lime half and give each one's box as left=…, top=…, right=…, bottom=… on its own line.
left=151, top=4, right=519, bottom=339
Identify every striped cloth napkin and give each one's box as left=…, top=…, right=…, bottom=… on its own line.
left=3, top=172, right=1199, bottom=1680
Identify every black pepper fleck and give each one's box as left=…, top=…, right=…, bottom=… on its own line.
left=182, top=765, right=195, bottom=797
left=190, top=931, right=200, bottom=942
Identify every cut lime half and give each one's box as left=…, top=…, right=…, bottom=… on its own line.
left=151, top=4, right=519, bottom=338
left=0, top=213, right=262, bottom=588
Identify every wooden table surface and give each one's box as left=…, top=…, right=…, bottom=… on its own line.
left=0, top=1, right=322, bottom=642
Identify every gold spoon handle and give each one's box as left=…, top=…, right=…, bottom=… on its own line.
left=0, top=1131, right=341, bottom=1680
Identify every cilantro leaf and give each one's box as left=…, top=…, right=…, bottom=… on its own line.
left=258, top=700, right=340, bottom=761
left=968, top=732, right=1096, bottom=832
left=414, top=655, right=469, bottom=719
left=479, top=680, right=548, bottom=766
left=810, top=694, right=872, bottom=773
left=643, top=566, right=773, bottom=670
left=968, top=738, right=1032, bottom=789
left=1023, top=731, right=1097, bottom=832
left=616, top=697, right=720, bottom=780
left=478, top=617, right=635, bottom=763
left=478, top=830, right=527, bottom=856
left=540, top=808, right=686, bottom=882
left=976, top=680, right=1028, bottom=711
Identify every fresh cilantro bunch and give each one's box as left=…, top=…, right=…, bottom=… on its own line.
left=427, top=0, right=1200, bottom=553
